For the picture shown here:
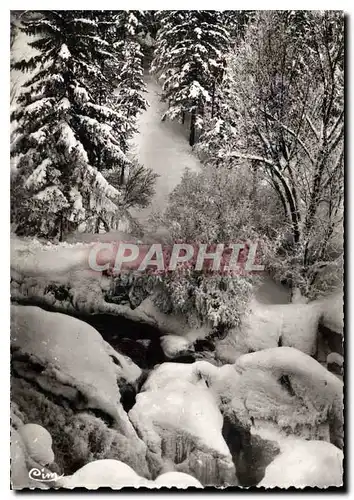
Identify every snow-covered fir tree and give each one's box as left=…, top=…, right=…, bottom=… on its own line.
left=152, top=11, right=229, bottom=145
left=114, top=12, right=148, bottom=131
left=113, top=11, right=149, bottom=184
left=11, top=11, right=130, bottom=239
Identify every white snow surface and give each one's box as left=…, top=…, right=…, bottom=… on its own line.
left=59, top=459, right=150, bottom=489
left=154, top=471, right=203, bottom=488
left=259, top=440, right=343, bottom=488
left=129, top=361, right=235, bottom=485
left=18, top=424, right=54, bottom=466
left=317, top=291, right=344, bottom=334
left=59, top=459, right=203, bottom=489
left=11, top=305, right=141, bottom=436
left=130, top=76, right=201, bottom=223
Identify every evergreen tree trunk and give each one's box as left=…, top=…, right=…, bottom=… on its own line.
left=189, top=108, right=196, bottom=146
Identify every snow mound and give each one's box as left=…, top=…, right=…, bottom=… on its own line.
left=59, top=459, right=150, bottom=489
left=327, top=352, right=343, bottom=366
left=259, top=440, right=343, bottom=488
left=229, top=347, right=343, bottom=445
left=317, top=291, right=343, bottom=334
left=227, top=300, right=321, bottom=360
left=18, top=424, right=54, bottom=466
left=11, top=305, right=140, bottom=438
left=160, top=335, right=192, bottom=358
left=129, top=362, right=236, bottom=486
left=11, top=429, right=31, bottom=489
left=154, top=471, right=203, bottom=488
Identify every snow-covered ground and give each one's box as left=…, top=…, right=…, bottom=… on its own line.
left=130, top=75, right=202, bottom=223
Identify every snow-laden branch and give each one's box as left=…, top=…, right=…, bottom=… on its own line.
left=305, top=115, right=320, bottom=141
left=265, top=112, right=315, bottom=166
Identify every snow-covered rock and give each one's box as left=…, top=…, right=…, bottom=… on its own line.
left=203, top=348, right=343, bottom=486
left=259, top=439, right=343, bottom=488
left=18, top=424, right=54, bottom=466
left=11, top=305, right=137, bottom=429
left=220, top=299, right=322, bottom=361
left=10, top=236, right=157, bottom=327
left=11, top=305, right=149, bottom=478
left=59, top=460, right=203, bottom=489
left=10, top=427, right=53, bottom=490
left=327, top=352, right=343, bottom=377
left=318, top=291, right=344, bottom=335
left=154, top=471, right=203, bottom=488
left=229, top=347, right=343, bottom=456
left=160, top=335, right=193, bottom=359
left=11, top=429, right=32, bottom=489
left=129, top=362, right=236, bottom=486
left=59, top=459, right=150, bottom=489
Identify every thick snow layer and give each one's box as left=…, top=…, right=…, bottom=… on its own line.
left=59, top=459, right=150, bottom=489
left=317, top=291, right=344, bottom=334
left=154, top=471, right=203, bottom=488
left=59, top=460, right=203, bottom=489
left=130, top=76, right=201, bottom=223
left=11, top=234, right=93, bottom=277
left=129, top=361, right=235, bottom=485
left=259, top=440, right=343, bottom=488
left=232, top=347, right=343, bottom=433
left=18, top=424, right=54, bottom=466
left=160, top=335, right=192, bottom=358
left=11, top=429, right=32, bottom=489
left=217, top=298, right=322, bottom=363
left=11, top=305, right=141, bottom=437
left=235, top=346, right=342, bottom=393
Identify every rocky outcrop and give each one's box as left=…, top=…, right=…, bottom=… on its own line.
left=258, top=438, right=343, bottom=488
left=129, top=362, right=236, bottom=486
left=11, top=305, right=150, bottom=480
left=59, top=459, right=151, bottom=489
left=215, top=299, right=322, bottom=364
left=58, top=460, right=203, bottom=489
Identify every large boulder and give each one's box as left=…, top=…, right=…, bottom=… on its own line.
left=259, top=439, right=343, bottom=488
left=318, top=291, right=344, bottom=335
left=154, top=471, right=203, bottom=488
left=59, top=459, right=150, bottom=489
left=216, top=299, right=322, bottom=363
left=172, top=347, right=343, bottom=486
left=11, top=305, right=149, bottom=478
left=129, top=362, right=236, bottom=486
left=18, top=424, right=55, bottom=466
left=10, top=424, right=57, bottom=490
left=58, top=460, right=203, bottom=489
left=316, top=291, right=344, bottom=359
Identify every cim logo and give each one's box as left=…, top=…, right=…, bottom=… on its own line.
left=29, top=468, right=64, bottom=482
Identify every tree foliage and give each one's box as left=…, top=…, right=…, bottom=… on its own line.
left=11, top=10, right=156, bottom=239
left=152, top=10, right=230, bottom=145
left=197, top=10, right=344, bottom=297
